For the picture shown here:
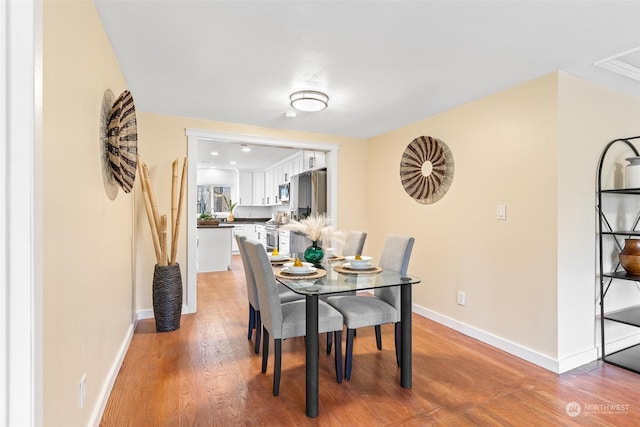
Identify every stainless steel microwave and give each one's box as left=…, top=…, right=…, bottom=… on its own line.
left=279, top=183, right=290, bottom=202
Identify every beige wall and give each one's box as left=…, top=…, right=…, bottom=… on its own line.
left=367, top=72, right=640, bottom=368
left=368, top=74, right=560, bottom=358
left=557, top=72, right=640, bottom=366
left=134, top=113, right=368, bottom=312
left=43, top=1, right=131, bottom=426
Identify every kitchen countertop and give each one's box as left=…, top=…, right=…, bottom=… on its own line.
left=197, top=223, right=235, bottom=228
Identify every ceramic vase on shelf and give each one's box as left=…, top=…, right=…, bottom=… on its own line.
left=304, top=241, right=324, bottom=263
left=227, top=211, right=235, bottom=222
left=619, top=238, right=640, bottom=275
left=625, top=157, right=640, bottom=189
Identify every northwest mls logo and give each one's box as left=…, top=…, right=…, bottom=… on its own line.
left=566, top=401, right=581, bottom=417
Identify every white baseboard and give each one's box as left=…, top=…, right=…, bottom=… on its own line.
left=413, top=304, right=597, bottom=374
left=136, top=309, right=154, bottom=320
left=89, top=322, right=135, bottom=427
left=136, top=304, right=194, bottom=321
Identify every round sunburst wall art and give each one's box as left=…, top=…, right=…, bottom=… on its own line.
left=400, top=136, right=454, bottom=204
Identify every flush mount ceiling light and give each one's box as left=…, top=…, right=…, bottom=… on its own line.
left=290, top=90, right=329, bottom=112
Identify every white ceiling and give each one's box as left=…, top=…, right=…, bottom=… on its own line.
left=95, top=1, right=640, bottom=168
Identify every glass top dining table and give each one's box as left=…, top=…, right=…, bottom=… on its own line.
left=274, top=254, right=421, bottom=418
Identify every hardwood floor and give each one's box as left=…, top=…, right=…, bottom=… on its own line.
left=101, top=256, right=640, bottom=426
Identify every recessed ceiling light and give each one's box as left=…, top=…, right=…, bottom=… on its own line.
left=229, top=161, right=237, bottom=165
left=290, top=90, right=329, bottom=112
left=241, top=144, right=251, bottom=152
left=210, top=151, right=219, bottom=156
left=284, top=111, right=297, bottom=118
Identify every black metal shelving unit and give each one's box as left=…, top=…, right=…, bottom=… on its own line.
left=597, top=136, right=640, bottom=374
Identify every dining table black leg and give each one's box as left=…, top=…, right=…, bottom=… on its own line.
left=306, top=293, right=319, bottom=418
left=400, top=283, right=412, bottom=388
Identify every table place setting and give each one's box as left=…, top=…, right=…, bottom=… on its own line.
left=268, top=248, right=293, bottom=265
left=275, top=261, right=328, bottom=280
left=333, top=255, right=383, bottom=274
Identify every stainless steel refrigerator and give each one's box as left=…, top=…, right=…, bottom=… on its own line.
left=289, top=169, right=326, bottom=220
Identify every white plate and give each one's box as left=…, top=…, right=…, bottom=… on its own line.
left=342, top=262, right=375, bottom=270
left=281, top=266, right=317, bottom=275
left=268, top=254, right=289, bottom=261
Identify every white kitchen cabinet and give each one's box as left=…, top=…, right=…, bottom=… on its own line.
left=265, top=167, right=276, bottom=205
left=231, top=225, right=243, bottom=253
left=244, top=223, right=258, bottom=241
left=303, top=150, right=326, bottom=171
left=278, top=229, right=290, bottom=257
left=197, top=226, right=232, bottom=272
left=255, top=224, right=267, bottom=248
left=252, top=171, right=265, bottom=205
left=281, top=162, right=291, bottom=183
left=291, top=154, right=303, bottom=176
left=238, top=171, right=253, bottom=206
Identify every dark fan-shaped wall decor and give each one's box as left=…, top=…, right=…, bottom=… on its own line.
left=101, top=89, right=138, bottom=197
left=400, top=136, right=454, bottom=204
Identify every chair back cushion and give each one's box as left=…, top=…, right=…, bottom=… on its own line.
left=375, top=235, right=415, bottom=309
left=235, top=234, right=260, bottom=309
left=341, top=231, right=367, bottom=257
left=245, top=239, right=284, bottom=338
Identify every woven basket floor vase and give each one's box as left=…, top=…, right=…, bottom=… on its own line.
left=152, top=263, right=183, bottom=332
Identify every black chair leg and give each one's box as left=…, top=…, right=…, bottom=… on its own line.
left=248, top=304, right=255, bottom=340
left=273, top=339, right=282, bottom=396
left=375, top=325, right=382, bottom=350
left=255, top=311, right=262, bottom=354
left=261, top=327, right=269, bottom=373
left=334, top=330, right=343, bottom=383
left=394, top=322, right=401, bottom=367
left=345, top=329, right=355, bottom=380
left=327, top=332, right=333, bottom=355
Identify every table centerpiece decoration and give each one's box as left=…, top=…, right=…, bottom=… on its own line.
left=281, top=214, right=344, bottom=263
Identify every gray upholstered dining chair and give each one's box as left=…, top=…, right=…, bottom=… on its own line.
left=341, top=230, right=367, bottom=257
left=326, top=234, right=415, bottom=380
left=235, top=234, right=302, bottom=354
left=244, top=238, right=345, bottom=396
left=325, top=230, right=367, bottom=353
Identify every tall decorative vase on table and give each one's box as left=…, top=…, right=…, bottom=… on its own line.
left=304, top=240, right=324, bottom=263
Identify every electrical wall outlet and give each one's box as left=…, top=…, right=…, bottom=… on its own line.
left=80, top=373, right=87, bottom=408
left=457, top=291, right=466, bottom=306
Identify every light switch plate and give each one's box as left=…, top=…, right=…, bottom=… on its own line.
left=497, top=205, right=506, bottom=220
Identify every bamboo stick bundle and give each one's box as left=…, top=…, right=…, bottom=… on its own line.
left=141, top=160, right=161, bottom=240
left=170, top=158, right=178, bottom=260
left=160, top=215, right=168, bottom=267
left=170, top=157, right=188, bottom=265
left=138, top=160, right=162, bottom=264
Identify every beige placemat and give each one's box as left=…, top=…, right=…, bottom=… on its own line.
left=333, top=265, right=383, bottom=275
left=326, top=255, right=345, bottom=263
left=275, top=268, right=327, bottom=280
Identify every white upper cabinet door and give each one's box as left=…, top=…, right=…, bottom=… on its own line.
left=238, top=171, right=253, bottom=206
left=281, top=162, right=291, bottom=183
left=253, top=171, right=265, bottom=205
left=292, top=153, right=303, bottom=176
